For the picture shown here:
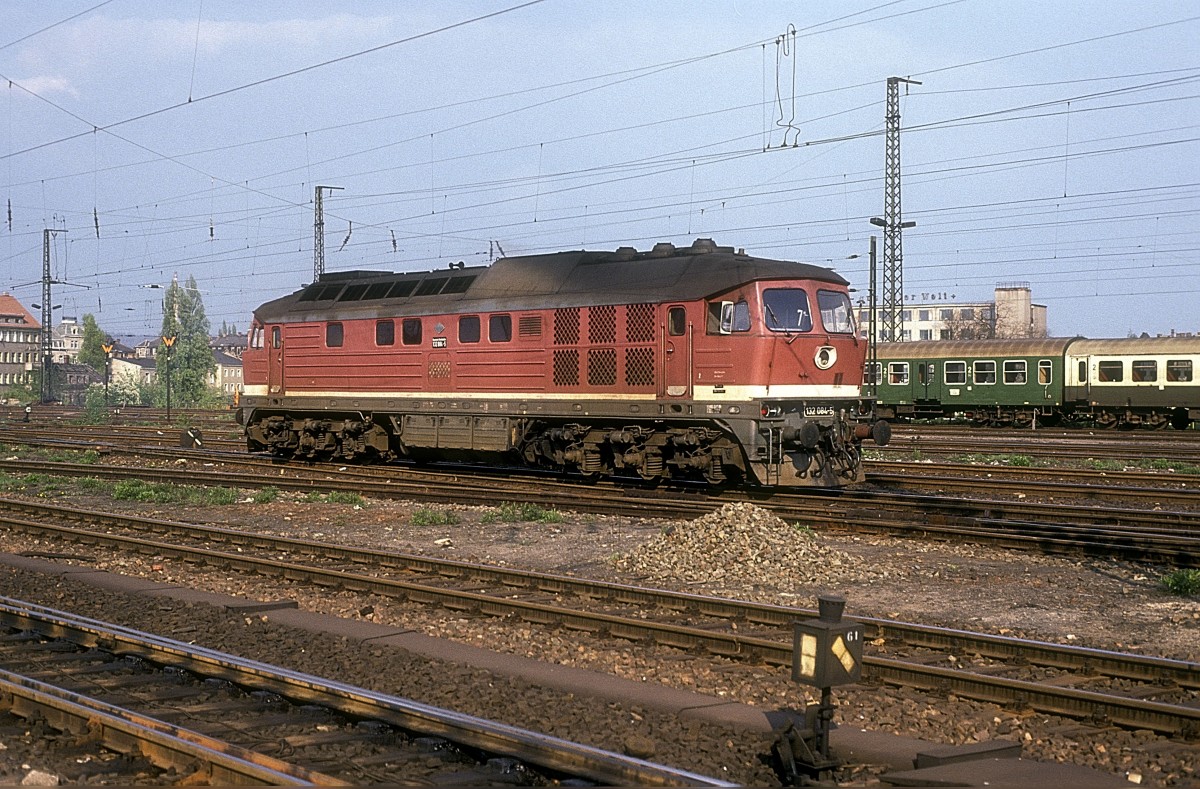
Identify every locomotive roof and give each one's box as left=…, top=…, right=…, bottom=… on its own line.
left=252, top=239, right=850, bottom=322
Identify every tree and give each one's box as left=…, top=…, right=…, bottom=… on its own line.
left=156, top=275, right=216, bottom=407
left=77, top=314, right=111, bottom=373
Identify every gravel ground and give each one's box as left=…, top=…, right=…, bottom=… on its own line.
left=0, top=486, right=1197, bottom=786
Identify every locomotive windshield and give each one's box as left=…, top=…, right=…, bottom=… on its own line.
left=763, top=288, right=812, bottom=333
left=817, top=290, right=855, bottom=333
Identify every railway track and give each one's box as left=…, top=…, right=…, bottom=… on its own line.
left=2, top=500, right=1197, bottom=738
left=0, top=446, right=1194, bottom=566
left=0, top=596, right=731, bottom=787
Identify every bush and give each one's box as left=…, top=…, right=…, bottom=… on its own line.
left=1161, top=569, right=1200, bottom=596
left=411, top=508, right=459, bottom=526
left=481, top=502, right=563, bottom=524
left=252, top=486, right=279, bottom=504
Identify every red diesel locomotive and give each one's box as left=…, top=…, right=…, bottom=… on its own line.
left=238, top=238, right=890, bottom=487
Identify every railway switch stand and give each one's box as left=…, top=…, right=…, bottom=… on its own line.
left=774, top=594, right=863, bottom=785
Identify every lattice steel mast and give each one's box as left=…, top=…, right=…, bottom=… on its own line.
left=313, top=185, right=342, bottom=282
left=874, top=76, right=919, bottom=342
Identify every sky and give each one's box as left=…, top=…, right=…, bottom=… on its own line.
left=1, top=1, right=1197, bottom=343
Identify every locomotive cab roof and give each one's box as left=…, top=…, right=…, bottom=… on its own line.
left=253, top=239, right=850, bottom=322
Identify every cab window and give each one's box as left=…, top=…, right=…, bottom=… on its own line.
left=706, top=300, right=751, bottom=334
left=763, top=288, right=812, bottom=332
left=250, top=326, right=264, bottom=350
left=668, top=307, right=686, bottom=336
left=817, top=290, right=854, bottom=333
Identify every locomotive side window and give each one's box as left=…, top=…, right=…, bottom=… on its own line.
left=376, top=320, right=395, bottom=346
left=763, top=289, right=812, bottom=332
left=888, top=362, right=909, bottom=385
left=1097, top=360, right=1123, bottom=382
left=1038, top=360, right=1053, bottom=385
left=708, top=302, right=732, bottom=334
left=1132, top=360, right=1157, bottom=382
left=489, top=314, right=512, bottom=342
left=326, top=322, right=344, bottom=348
left=817, top=290, right=855, bottom=333
left=973, top=360, right=996, bottom=385
left=459, top=316, right=480, bottom=344
left=402, top=318, right=422, bottom=346
left=271, top=327, right=281, bottom=349
left=250, top=326, right=264, bottom=350
left=668, top=307, right=686, bottom=336
left=1003, top=360, right=1027, bottom=384
left=944, top=361, right=967, bottom=385
left=1167, top=359, right=1193, bottom=382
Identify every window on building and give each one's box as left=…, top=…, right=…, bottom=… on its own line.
left=1097, top=360, right=1123, bottom=382
left=940, top=309, right=954, bottom=321
left=489, top=314, right=512, bottom=342
left=888, top=362, right=909, bottom=385
left=919, top=329, right=932, bottom=340
left=974, top=360, right=997, bottom=384
left=944, top=361, right=967, bottom=385
left=901, top=310, right=911, bottom=321
left=1003, top=360, right=1027, bottom=384
left=961, top=308, right=975, bottom=321
left=1131, top=360, right=1157, bottom=382
left=402, top=318, right=422, bottom=346
left=459, top=315, right=480, bottom=344
left=1038, top=360, right=1053, bottom=385
left=1167, top=359, right=1193, bottom=382
left=919, top=310, right=931, bottom=321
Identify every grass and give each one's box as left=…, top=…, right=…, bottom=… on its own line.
left=111, top=479, right=240, bottom=505
left=411, top=507, right=460, bottom=527
left=1160, top=569, right=1200, bottom=596
left=252, top=486, right=280, bottom=504
left=301, top=490, right=366, bottom=507
left=481, top=501, right=564, bottom=524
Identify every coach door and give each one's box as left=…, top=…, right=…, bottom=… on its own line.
left=663, top=305, right=691, bottom=397
left=268, top=325, right=285, bottom=394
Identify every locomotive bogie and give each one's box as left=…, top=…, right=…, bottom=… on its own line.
left=240, top=240, right=887, bottom=487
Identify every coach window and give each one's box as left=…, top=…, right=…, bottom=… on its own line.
left=944, top=361, right=967, bottom=385
left=402, top=318, right=422, bottom=346
left=376, top=320, right=395, bottom=346
left=1132, top=360, right=1157, bottom=382
left=1167, top=359, right=1193, bottom=382
left=489, top=314, right=512, bottom=342
left=888, top=362, right=909, bottom=385
left=668, top=307, right=686, bottom=336
left=973, top=360, right=997, bottom=385
left=1097, top=360, right=1123, bottom=382
left=459, top=315, right=480, bottom=343
left=326, top=322, right=344, bottom=348
left=1003, top=360, right=1027, bottom=384
left=1038, top=359, right=1053, bottom=385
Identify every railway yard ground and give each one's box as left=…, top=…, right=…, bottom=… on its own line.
left=0, top=413, right=1195, bottom=785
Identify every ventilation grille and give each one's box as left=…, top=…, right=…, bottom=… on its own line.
left=625, top=347, right=655, bottom=387
left=553, top=349, right=579, bottom=386
left=589, top=305, right=616, bottom=344
left=554, top=308, right=580, bottom=345
left=626, top=303, right=655, bottom=343
left=587, top=348, right=617, bottom=386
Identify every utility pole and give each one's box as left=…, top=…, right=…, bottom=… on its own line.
left=868, top=234, right=878, bottom=397
left=313, top=185, right=343, bottom=282
left=40, top=228, right=65, bottom=403
left=874, top=76, right=920, bottom=343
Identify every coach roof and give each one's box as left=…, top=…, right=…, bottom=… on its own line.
left=252, top=239, right=850, bottom=322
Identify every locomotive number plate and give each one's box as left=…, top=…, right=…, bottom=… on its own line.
left=803, top=406, right=835, bottom=416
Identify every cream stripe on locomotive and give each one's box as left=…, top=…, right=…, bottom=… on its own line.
left=241, top=384, right=862, bottom=401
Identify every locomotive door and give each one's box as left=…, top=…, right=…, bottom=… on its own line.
left=663, top=305, right=691, bottom=397
left=267, top=325, right=284, bottom=394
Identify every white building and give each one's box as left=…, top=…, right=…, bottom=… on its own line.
left=857, top=283, right=1047, bottom=342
